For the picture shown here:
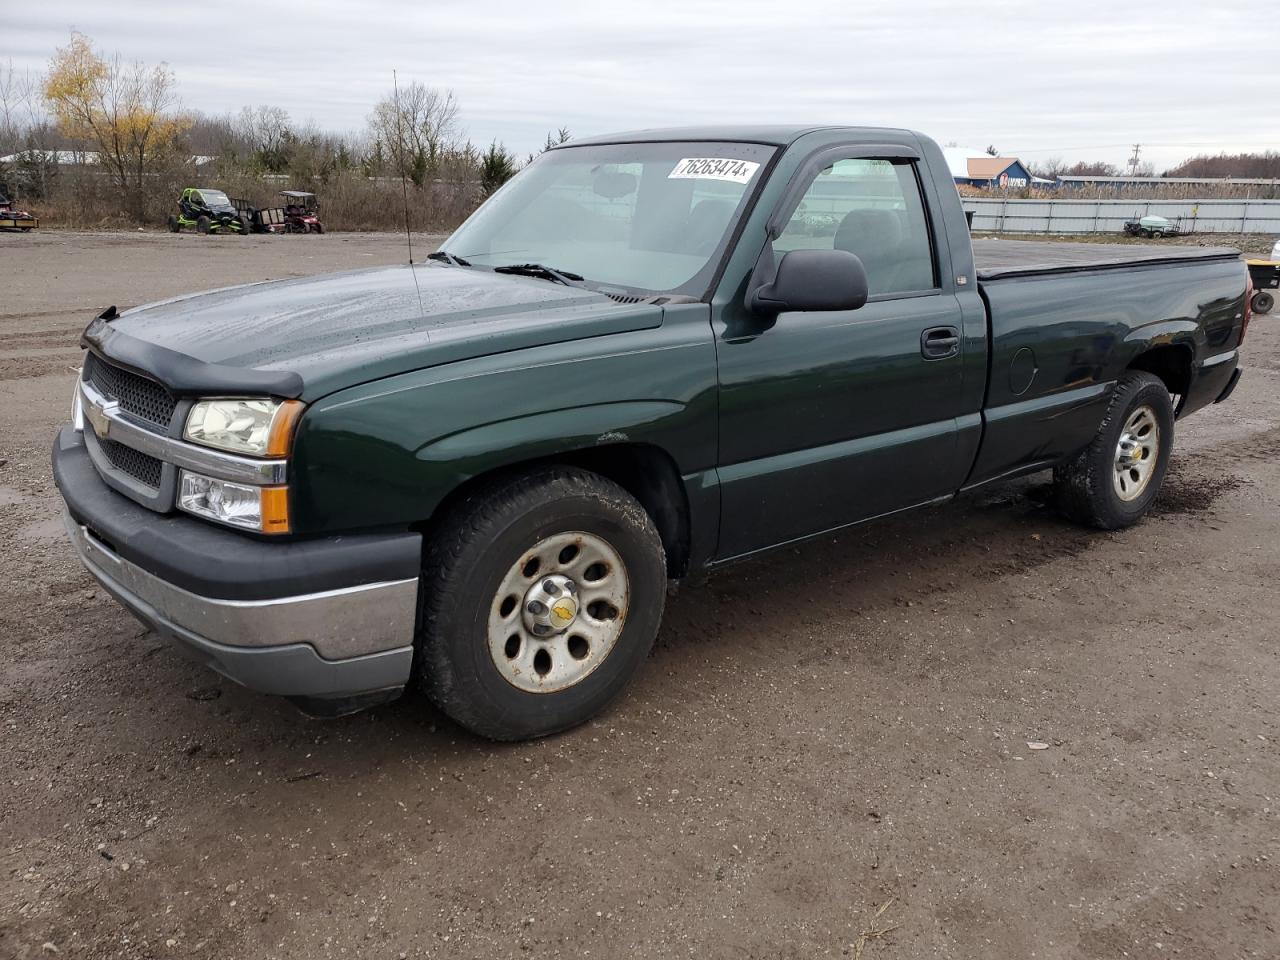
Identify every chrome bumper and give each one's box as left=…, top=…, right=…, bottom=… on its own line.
left=63, top=511, right=418, bottom=699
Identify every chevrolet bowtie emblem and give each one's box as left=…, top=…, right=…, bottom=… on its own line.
left=85, top=398, right=115, bottom=439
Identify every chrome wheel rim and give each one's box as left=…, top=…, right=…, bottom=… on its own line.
left=1113, top=405, right=1160, bottom=501
left=487, top=531, right=629, bottom=693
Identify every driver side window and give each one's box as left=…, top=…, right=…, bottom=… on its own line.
left=774, top=159, right=936, bottom=297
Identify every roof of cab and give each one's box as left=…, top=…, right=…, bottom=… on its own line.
left=562, top=124, right=914, bottom=148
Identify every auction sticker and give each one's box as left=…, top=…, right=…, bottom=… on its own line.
left=668, top=158, right=760, bottom=183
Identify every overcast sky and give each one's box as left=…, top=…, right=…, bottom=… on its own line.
left=7, top=0, right=1275, bottom=170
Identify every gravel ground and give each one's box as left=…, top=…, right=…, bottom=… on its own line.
left=2, top=229, right=1278, bottom=959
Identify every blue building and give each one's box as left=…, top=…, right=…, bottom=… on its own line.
left=943, top=149, right=1041, bottom=190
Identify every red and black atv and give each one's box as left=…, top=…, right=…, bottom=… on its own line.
left=279, top=191, right=324, bottom=234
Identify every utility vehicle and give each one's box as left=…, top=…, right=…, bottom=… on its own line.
left=167, top=188, right=248, bottom=235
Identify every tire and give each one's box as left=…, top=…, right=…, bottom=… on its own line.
left=1053, top=371, right=1174, bottom=530
left=314, top=223, right=324, bottom=235
left=418, top=467, right=667, bottom=741
left=167, top=214, right=179, bottom=233
left=1254, top=290, right=1274, bottom=315
left=237, top=216, right=249, bottom=234
left=1151, top=230, right=1164, bottom=239
left=196, top=215, right=210, bottom=234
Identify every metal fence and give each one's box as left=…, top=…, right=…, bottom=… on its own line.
left=962, top=198, right=1280, bottom=235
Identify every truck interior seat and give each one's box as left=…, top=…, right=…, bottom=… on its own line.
left=834, top=208, right=908, bottom=295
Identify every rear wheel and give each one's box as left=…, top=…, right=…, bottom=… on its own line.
left=1053, top=371, right=1174, bottom=529
left=418, top=467, right=667, bottom=741
left=1151, top=229, right=1165, bottom=239
left=167, top=214, right=179, bottom=233
left=1254, top=290, right=1274, bottom=314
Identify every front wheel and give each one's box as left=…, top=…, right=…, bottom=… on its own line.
left=1053, top=371, right=1174, bottom=529
left=418, top=467, right=667, bottom=741
left=196, top=215, right=210, bottom=234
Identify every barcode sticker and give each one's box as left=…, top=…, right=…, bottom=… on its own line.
left=668, top=158, right=760, bottom=184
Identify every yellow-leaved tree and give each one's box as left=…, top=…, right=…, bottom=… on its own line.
left=43, top=33, right=190, bottom=216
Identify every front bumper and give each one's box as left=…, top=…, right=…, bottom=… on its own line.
left=53, top=426, right=422, bottom=702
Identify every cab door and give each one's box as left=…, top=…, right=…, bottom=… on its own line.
left=713, top=148, right=970, bottom=558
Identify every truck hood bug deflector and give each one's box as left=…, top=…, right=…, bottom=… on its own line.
left=91, top=264, right=664, bottom=400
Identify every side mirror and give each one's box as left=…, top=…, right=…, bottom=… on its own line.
left=748, top=248, right=869, bottom=316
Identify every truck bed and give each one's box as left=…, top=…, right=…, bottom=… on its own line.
left=973, top=239, right=1241, bottom=281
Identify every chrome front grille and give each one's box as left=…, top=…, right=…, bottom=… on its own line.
left=81, top=352, right=179, bottom=509
left=97, top=434, right=164, bottom=489
left=84, top=352, right=177, bottom=429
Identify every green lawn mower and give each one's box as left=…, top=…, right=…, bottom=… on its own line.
left=167, top=188, right=249, bottom=235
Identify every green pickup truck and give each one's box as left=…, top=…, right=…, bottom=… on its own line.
left=54, top=125, right=1251, bottom=739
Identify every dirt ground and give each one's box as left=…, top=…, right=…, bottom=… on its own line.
left=2, top=229, right=1278, bottom=960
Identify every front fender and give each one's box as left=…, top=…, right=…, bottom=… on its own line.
left=289, top=306, right=718, bottom=534
left=419, top=400, right=686, bottom=465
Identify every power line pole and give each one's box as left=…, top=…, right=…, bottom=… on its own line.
left=1128, top=143, right=1142, bottom=177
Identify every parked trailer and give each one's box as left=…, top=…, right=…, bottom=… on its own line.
left=232, top=198, right=288, bottom=234
left=1247, top=259, right=1278, bottom=313
left=1122, top=215, right=1184, bottom=239
left=0, top=183, right=38, bottom=231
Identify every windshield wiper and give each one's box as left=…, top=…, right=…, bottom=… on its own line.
left=426, top=250, right=471, bottom=266
left=493, top=263, right=584, bottom=286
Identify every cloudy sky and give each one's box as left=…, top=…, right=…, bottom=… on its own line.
left=7, top=0, right=1275, bottom=170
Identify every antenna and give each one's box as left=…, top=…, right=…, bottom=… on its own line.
left=392, top=69, right=424, bottom=310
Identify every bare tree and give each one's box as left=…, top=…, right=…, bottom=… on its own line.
left=236, top=105, right=293, bottom=171
left=0, top=60, right=47, bottom=155
left=368, top=81, right=459, bottom=185
left=1061, top=160, right=1121, bottom=177
left=1166, top=151, right=1280, bottom=179
left=1030, top=156, right=1066, bottom=179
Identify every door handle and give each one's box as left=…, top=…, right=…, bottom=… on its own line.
left=921, top=326, right=960, bottom=360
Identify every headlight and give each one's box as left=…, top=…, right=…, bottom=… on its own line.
left=184, top=398, right=303, bottom=457
left=178, top=470, right=290, bottom=534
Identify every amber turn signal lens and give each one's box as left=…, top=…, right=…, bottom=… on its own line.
left=266, top=400, right=306, bottom=457
left=260, top=486, right=291, bottom=534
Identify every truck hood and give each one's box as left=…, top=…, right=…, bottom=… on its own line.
left=94, top=263, right=663, bottom=399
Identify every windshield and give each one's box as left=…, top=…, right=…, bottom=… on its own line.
left=444, top=140, right=776, bottom=296
left=197, top=189, right=233, bottom=209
